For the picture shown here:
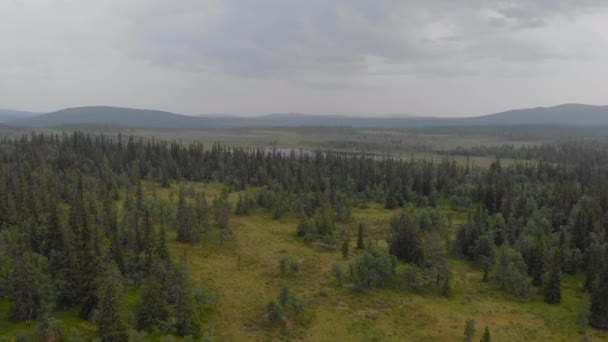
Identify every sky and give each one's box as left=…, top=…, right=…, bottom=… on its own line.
left=0, top=1, right=607, bottom=117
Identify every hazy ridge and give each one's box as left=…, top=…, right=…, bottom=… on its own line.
left=6, top=104, right=608, bottom=129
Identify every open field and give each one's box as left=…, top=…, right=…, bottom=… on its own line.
left=2, top=181, right=605, bottom=341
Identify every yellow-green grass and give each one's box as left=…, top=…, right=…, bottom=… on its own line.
left=166, top=184, right=607, bottom=341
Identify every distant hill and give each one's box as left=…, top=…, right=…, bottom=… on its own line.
left=9, top=106, right=233, bottom=129
left=466, top=104, right=608, bottom=126
left=0, top=109, right=40, bottom=123
left=7, top=104, right=608, bottom=129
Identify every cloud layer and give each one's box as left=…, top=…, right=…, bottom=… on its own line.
left=1, top=0, right=607, bottom=116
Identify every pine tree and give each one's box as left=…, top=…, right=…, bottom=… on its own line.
left=135, top=276, right=169, bottom=331
left=95, top=264, right=129, bottom=342
left=174, top=257, right=201, bottom=338
left=342, top=239, right=350, bottom=259
left=591, top=266, right=608, bottom=329
left=8, top=252, right=49, bottom=322
left=544, top=251, right=561, bottom=305
left=356, top=223, right=365, bottom=250
left=389, top=210, right=423, bottom=265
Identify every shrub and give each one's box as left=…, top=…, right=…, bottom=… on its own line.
left=350, top=248, right=395, bottom=292
left=266, top=300, right=283, bottom=325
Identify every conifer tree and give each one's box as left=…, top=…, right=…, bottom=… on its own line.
left=8, top=252, right=49, bottom=322
left=356, top=223, right=365, bottom=250
left=135, top=269, right=170, bottom=331
left=96, top=264, right=129, bottom=342
left=174, top=257, right=201, bottom=338
left=544, top=251, right=561, bottom=305
left=591, top=266, right=608, bottom=329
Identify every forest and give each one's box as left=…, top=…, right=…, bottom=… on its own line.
left=0, top=131, right=608, bottom=341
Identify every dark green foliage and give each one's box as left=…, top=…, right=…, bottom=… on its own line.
left=266, top=300, right=283, bottom=325
left=389, top=210, right=423, bottom=265
left=350, top=248, right=395, bottom=292
left=494, top=247, right=530, bottom=298
left=356, top=223, right=365, bottom=250
left=402, top=264, right=423, bottom=291
left=96, top=264, right=129, bottom=342
left=342, top=239, right=350, bottom=259
left=176, top=187, right=203, bottom=243
left=591, top=267, right=608, bottom=329
left=441, top=276, right=453, bottom=298
left=8, top=252, right=51, bottom=322
left=212, top=190, right=232, bottom=232
left=174, top=257, right=201, bottom=338
left=544, top=251, right=562, bottom=305
left=33, top=313, right=64, bottom=342
left=235, top=194, right=249, bottom=216
left=135, top=262, right=171, bottom=331
left=455, top=205, right=491, bottom=260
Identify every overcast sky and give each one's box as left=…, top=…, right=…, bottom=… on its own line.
left=1, top=1, right=607, bottom=117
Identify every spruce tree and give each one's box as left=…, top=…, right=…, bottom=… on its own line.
left=8, top=252, right=49, bottom=322
left=544, top=251, right=561, bottom=305
left=95, top=264, right=129, bottom=342
left=591, top=266, right=608, bottom=329
left=356, top=223, right=365, bottom=250
left=342, top=239, right=350, bottom=259
left=174, top=257, right=201, bottom=338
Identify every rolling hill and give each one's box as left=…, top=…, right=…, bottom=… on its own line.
left=468, top=104, right=608, bottom=126
left=9, top=106, right=233, bottom=129
left=0, top=109, right=40, bottom=123
left=7, top=104, right=608, bottom=129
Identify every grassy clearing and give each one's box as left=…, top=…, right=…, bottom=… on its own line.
left=166, top=184, right=607, bottom=341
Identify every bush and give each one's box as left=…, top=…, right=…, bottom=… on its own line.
left=494, top=247, right=530, bottom=298
left=278, top=285, right=290, bottom=306
left=349, top=249, right=395, bottom=292
left=402, top=264, right=423, bottom=291
left=279, top=256, right=301, bottom=275
left=266, top=300, right=283, bottom=325
left=291, top=296, right=306, bottom=320
left=279, top=256, right=288, bottom=274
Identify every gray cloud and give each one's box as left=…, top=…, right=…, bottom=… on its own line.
left=123, top=0, right=608, bottom=78
left=0, top=0, right=607, bottom=116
